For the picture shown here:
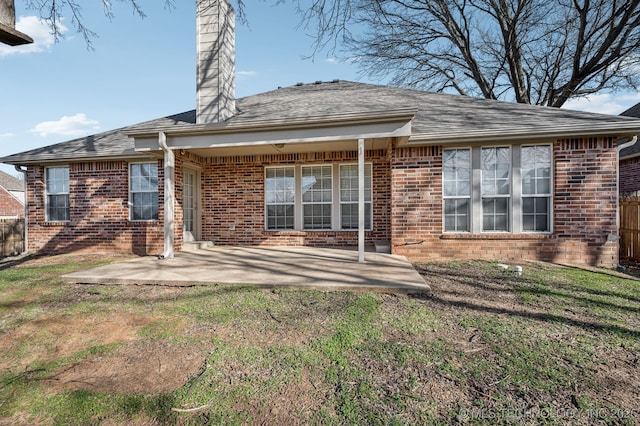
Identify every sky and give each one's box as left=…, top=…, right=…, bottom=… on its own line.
left=2, top=1, right=640, bottom=177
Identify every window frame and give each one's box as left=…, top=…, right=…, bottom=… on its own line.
left=129, top=162, right=159, bottom=222
left=264, top=166, right=296, bottom=231
left=480, top=146, right=511, bottom=232
left=442, top=147, right=472, bottom=232
left=264, top=163, right=373, bottom=232
left=301, top=165, right=333, bottom=230
left=339, top=163, right=373, bottom=231
left=521, top=144, right=553, bottom=233
left=45, top=166, right=70, bottom=222
left=442, top=143, right=553, bottom=235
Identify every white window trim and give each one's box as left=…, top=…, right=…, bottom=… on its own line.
left=264, top=163, right=373, bottom=232
left=443, top=144, right=553, bottom=234
left=129, top=162, right=159, bottom=222
left=44, top=166, right=70, bottom=222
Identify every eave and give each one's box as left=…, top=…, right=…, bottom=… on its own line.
left=0, top=153, right=157, bottom=166
left=406, top=122, right=640, bottom=145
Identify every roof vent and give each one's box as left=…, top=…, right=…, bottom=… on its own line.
left=295, top=82, right=304, bottom=86
left=332, top=79, right=339, bottom=83
left=314, top=80, right=322, bottom=85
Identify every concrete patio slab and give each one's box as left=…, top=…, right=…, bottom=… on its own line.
left=62, top=246, right=431, bottom=293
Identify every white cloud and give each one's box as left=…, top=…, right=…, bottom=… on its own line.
left=0, top=133, right=14, bottom=138
left=237, top=70, right=257, bottom=77
left=0, top=16, right=68, bottom=58
left=30, top=113, right=100, bottom=137
left=562, top=92, right=640, bottom=115
left=325, top=58, right=339, bottom=64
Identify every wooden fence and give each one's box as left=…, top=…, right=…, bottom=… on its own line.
left=620, top=195, right=640, bottom=261
left=0, top=218, right=24, bottom=259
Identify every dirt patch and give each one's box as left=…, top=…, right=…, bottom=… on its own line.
left=0, top=313, right=155, bottom=371
left=46, top=340, right=206, bottom=395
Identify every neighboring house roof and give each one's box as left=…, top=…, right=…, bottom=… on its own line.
left=3, top=81, right=640, bottom=164
left=620, top=102, right=640, bottom=159
left=0, top=170, right=24, bottom=192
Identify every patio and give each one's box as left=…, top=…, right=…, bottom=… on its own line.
left=62, top=246, right=431, bottom=293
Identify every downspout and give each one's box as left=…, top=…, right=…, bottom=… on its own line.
left=158, top=132, right=175, bottom=259
left=616, top=136, right=638, bottom=263
left=14, top=165, right=27, bottom=254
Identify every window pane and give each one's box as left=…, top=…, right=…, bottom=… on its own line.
left=444, top=199, right=469, bottom=232
left=482, top=147, right=510, bottom=197
left=341, top=203, right=372, bottom=229
left=267, top=204, right=294, bottom=230
left=443, top=149, right=471, bottom=197
left=265, top=167, right=295, bottom=205
left=482, top=198, right=508, bottom=232
left=522, top=145, right=552, bottom=196
left=522, top=197, right=550, bottom=232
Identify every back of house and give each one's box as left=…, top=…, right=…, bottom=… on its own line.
left=3, top=0, right=640, bottom=268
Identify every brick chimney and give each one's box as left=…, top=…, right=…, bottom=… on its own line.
left=196, top=0, right=236, bottom=124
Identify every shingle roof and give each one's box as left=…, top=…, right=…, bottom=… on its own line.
left=619, top=102, right=640, bottom=158
left=3, top=81, right=640, bottom=164
left=0, top=170, right=24, bottom=192
left=621, top=102, right=640, bottom=119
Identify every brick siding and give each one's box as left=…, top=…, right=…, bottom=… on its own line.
left=0, top=186, right=24, bottom=217
left=620, top=156, right=640, bottom=194
left=26, top=139, right=619, bottom=267
left=27, top=161, right=164, bottom=255
left=390, top=137, right=619, bottom=267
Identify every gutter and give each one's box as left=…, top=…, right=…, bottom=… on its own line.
left=14, top=165, right=27, bottom=254
left=408, top=123, right=640, bottom=145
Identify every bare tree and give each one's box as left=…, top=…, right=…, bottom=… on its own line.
left=296, top=0, right=640, bottom=107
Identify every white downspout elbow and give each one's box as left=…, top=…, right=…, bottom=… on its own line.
left=159, top=132, right=175, bottom=259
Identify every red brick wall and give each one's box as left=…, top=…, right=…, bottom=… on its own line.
left=0, top=186, right=24, bottom=217
left=25, top=138, right=619, bottom=267
left=390, top=137, right=619, bottom=267
left=27, top=161, right=164, bottom=255
left=620, top=156, right=640, bottom=194
left=201, top=150, right=390, bottom=247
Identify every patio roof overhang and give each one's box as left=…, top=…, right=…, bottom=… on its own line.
left=128, top=109, right=415, bottom=155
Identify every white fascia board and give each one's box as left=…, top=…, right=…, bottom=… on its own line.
left=135, top=120, right=412, bottom=151
left=407, top=124, right=640, bottom=145
left=0, top=153, right=157, bottom=166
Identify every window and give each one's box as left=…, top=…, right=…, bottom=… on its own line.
left=264, top=164, right=373, bottom=231
left=46, top=166, right=69, bottom=221
left=481, top=147, right=510, bottom=232
left=522, top=145, right=552, bottom=232
left=130, top=163, right=159, bottom=221
left=443, top=149, right=471, bottom=232
left=302, top=165, right=332, bottom=229
left=339, top=164, right=372, bottom=229
left=443, top=144, right=552, bottom=234
left=265, top=166, right=295, bottom=230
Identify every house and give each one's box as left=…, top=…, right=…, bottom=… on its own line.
left=619, top=102, right=640, bottom=194
left=3, top=0, right=640, bottom=268
left=0, top=170, right=24, bottom=218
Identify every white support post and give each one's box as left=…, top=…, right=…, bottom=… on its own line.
left=358, top=137, right=365, bottom=263
left=159, top=132, right=175, bottom=259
